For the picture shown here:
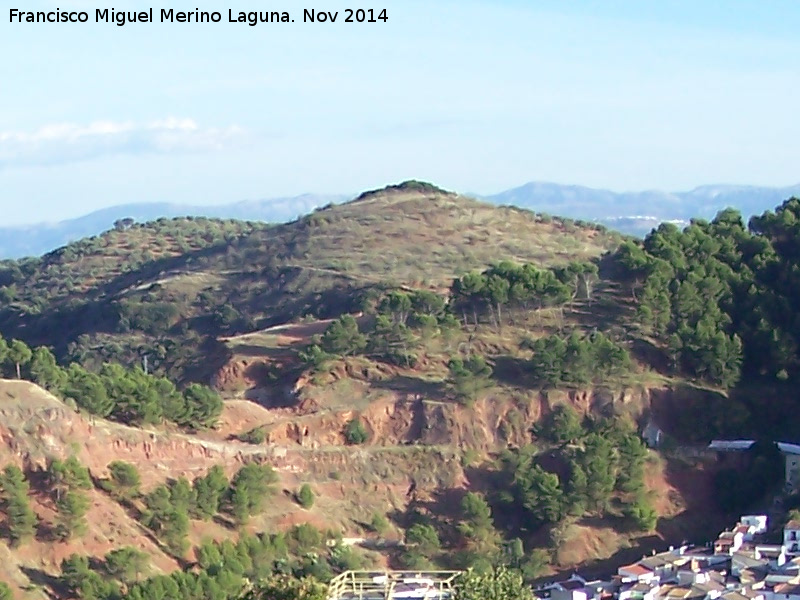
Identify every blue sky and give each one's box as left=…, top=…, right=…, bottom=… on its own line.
left=2, top=0, right=799, bottom=224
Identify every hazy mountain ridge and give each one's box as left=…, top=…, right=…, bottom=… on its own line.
left=1, top=194, right=346, bottom=259
left=484, top=182, right=800, bottom=235
left=5, top=182, right=800, bottom=259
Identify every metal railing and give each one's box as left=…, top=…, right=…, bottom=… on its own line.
left=327, top=570, right=463, bottom=600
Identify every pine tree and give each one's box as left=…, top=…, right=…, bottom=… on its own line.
left=0, top=465, right=37, bottom=546
left=230, top=485, right=251, bottom=526
left=105, top=546, right=149, bottom=584
left=181, top=384, right=223, bottom=429
left=29, top=346, right=67, bottom=393
left=192, top=465, right=228, bottom=520
left=297, top=484, right=314, bottom=509
left=320, top=315, right=367, bottom=356
left=242, top=576, right=327, bottom=600
left=168, top=477, right=196, bottom=514
left=55, top=490, right=90, bottom=540
left=107, top=460, right=141, bottom=500
left=8, top=339, right=32, bottom=380
left=6, top=493, right=37, bottom=546
left=142, top=484, right=190, bottom=555
left=453, top=566, right=535, bottom=600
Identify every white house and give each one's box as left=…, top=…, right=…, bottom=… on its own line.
left=643, top=420, right=663, bottom=448
left=551, top=584, right=589, bottom=600
left=777, top=444, right=800, bottom=490
left=619, top=582, right=660, bottom=600
left=639, top=553, right=689, bottom=582
left=783, top=521, right=800, bottom=556
left=619, top=564, right=658, bottom=584
left=741, top=516, right=769, bottom=537
left=754, top=545, right=787, bottom=568
left=677, top=570, right=714, bottom=586
left=716, top=531, right=745, bottom=555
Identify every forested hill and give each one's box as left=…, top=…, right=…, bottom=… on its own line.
left=0, top=181, right=620, bottom=383
left=4, top=184, right=800, bottom=599
left=610, top=196, right=800, bottom=438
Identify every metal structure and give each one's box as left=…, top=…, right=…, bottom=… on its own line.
left=326, top=570, right=462, bottom=600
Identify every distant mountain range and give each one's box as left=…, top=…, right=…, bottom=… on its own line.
left=484, top=182, right=800, bottom=236
left=3, top=182, right=800, bottom=259
left=1, top=194, right=346, bottom=260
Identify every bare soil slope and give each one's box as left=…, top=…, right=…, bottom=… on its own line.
left=0, top=380, right=466, bottom=596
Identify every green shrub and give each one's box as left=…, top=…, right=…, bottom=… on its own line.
left=237, top=426, right=267, bottom=445
left=370, top=513, right=390, bottom=535
left=344, top=417, right=370, bottom=445
left=297, top=484, right=315, bottom=509
left=107, top=460, right=141, bottom=500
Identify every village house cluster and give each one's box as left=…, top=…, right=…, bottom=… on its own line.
left=535, top=515, right=800, bottom=600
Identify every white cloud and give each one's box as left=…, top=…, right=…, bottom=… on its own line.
left=0, top=118, right=245, bottom=168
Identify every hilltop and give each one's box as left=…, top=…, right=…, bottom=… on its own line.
left=5, top=181, right=800, bottom=260
left=0, top=181, right=621, bottom=382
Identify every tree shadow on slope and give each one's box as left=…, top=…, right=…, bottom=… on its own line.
left=387, top=486, right=469, bottom=548
left=532, top=534, right=666, bottom=584
left=629, top=337, right=670, bottom=375
left=226, top=344, right=287, bottom=359
left=1, top=231, right=375, bottom=380
left=238, top=362, right=305, bottom=409
left=369, top=375, right=448, bottom=400
left=491, top=355, right=536, bottom=388
left=656, top=455, right=729, bottom=544
left=19, top=566, right=64, bottom=600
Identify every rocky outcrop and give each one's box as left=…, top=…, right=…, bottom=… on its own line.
left=250, top=384, right=664, bottom=451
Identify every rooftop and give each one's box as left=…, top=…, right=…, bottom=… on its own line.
left=621, top=564, right=655, bottom=577
left=777, top=443, right=800, bottom=456
left=561, top=580, right=587, bottom=590
left=733, top=552, right=770, bottom=569
left=773, top=583, right=800, bottom=595
left=664, top=587, right=693, bottom=599
left=641, top=556, right=680, bottom=569
left=722, top=592, right=752, bottom=600
left=709, top=440, right=756, bottom=451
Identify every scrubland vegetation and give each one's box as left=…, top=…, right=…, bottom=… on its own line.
left=1, top=183, right=799, bottom=599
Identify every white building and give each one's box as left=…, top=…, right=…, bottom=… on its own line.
left=741, top=516, right=769, bottom=537
left=783, top=520, right=800, bottom=556
left=777, top=444, right=800, bottom=490
left=619, top=564, right=658, bottom=584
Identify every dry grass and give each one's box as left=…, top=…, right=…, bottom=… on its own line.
left=290, top=191, right=617, bottom=289
left=17, top=218, right=265, bottom=304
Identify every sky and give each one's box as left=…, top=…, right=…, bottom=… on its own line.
left=1, top=0, right=799, bottom=225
